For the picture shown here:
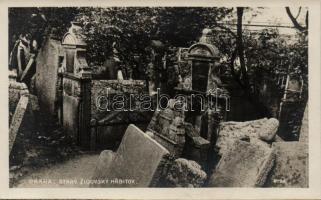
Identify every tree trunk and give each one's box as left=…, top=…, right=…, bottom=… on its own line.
left=236, top=7, right=249, bottom=89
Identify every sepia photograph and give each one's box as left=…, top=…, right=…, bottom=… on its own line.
left=2, top=1, right=321, bottom=199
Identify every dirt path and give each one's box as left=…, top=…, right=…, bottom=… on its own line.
left=15, top=153, right=100, bottom=188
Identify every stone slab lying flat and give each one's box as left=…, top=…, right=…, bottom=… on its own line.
left=208, top=139, right=275, bottom=187
left=92, top=124, right=170, bottom=187
left=216, top=118, right=279, bottom=156
left=265, top=142, right=308, bottom=187
left=9, top=95, right=29, bottom=153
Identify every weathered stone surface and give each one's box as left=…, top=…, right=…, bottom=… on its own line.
left=274, top=134, right=284, bottom=142
left=28, top=94, right=40, bottom=112
left=91, top=80, right=147, bottom=119
left=299, top=103, right=308, bottom=143
left=258, top=118, right=279, bottom=141
left=91, top=124, right=170, bottom=187
left=9, top=95, right=29, bottom=153
left=208, top=139, right=275, bottom=187
left=164, top=158, right=207, bottom=187
left=147, top=99, right=186, bottom=158
left=265, top=142, right=308, bottom=187
left=9, top=81, right=29, bottom=124
left=36, top=38, right=63, bottom=115
left=91, top=150, right=116, bottom=182
left=216, top=118, right=278, bottom=155
left=184, top=123, right=210, bottom=165
left=63, top=95, right=79, bottom=141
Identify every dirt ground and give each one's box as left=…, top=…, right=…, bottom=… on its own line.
left=15, top=153, right=99, bottom=188
left=9, top=113, right=101, bottom=188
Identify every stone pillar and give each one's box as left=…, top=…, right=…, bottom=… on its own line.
left=61, top=22, right=92, bottom=149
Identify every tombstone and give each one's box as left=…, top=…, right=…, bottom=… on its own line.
left=146, top=99, right=185, bottom=157
left=208, top=140, right=275, bottom=187
left=183, top=123, right=210, bottom=167
left=175, top=29, right=228, bottom=143
left=9, top=81, right=29, bottom=124
left=9, top=95, right=29, bottom=153
left=91, top=124, right=171, bottom=187
left=61, top=22, right=92, bottom=149
left=265, top=142, right=308, bottom=187
left=35, top=37, right=64, bottom=115
left=91, top=150, right=115, bottom=181
left=177, top=29, right=220, bottom=93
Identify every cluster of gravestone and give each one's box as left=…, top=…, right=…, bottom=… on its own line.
left=8, top=23, right=308, bottom=188
left=89, top=105, right=307, bottom=187
left=88, top=28, right=308, bottom=188
left=9, top=71, right=40, bottom=156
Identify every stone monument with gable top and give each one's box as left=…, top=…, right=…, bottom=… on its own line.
left=175, top=29, right=229, bottom=143
left=60, top=22, right=92, bottom=149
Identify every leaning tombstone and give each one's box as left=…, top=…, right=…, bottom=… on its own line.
left=147, top=99, right=186, bottom=158
left=90, top=124, right=171, bottom=187
left=208, top=139, right=275, bottom=187
left=299, top=104, right=308, bottom=143
left=91, top=150, right=116, bottom=181
left=9, top=95, right=29, bottom=153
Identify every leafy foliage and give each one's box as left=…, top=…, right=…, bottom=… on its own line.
left=74, top=7, right=234, bottom=79
left=9, top=7, right=308, bottom=87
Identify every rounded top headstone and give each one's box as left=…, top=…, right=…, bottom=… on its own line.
left=187, top=43, right=219, bottom=58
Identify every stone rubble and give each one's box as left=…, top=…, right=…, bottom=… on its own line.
left=91, top=109, right=308, bottom=188
left=164, top=158, right=207, bottom=187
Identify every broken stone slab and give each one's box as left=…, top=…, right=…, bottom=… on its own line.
left=91, top=124, right=170, bottom=187
left=208, top=139, right=275, bottom=187
left=216, top=118, right=279, bottom=155
left=9, top=95, right=29, bottom=153
left=147, top=99, right=186, bottom=158
left=258, top=118, right=279, bottom=141
left=265, top=142, right=308, bottom=187
left=91, top=150, right=116, bottom=182
left=164, top=158, right=207, bottom=187
left=183, top=123, right=210, bottom=166
left=9, top=81, right=29, bottom=124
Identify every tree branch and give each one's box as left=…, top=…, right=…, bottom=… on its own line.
left=236, top=7, right=249, bottom=88
left=305, top=11, right=308, bottom=30
left=285, top=7, right=306, bottom=32
left=294, top=7, right=301, bottom=19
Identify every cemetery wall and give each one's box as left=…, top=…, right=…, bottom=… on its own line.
left=90, top=79, right=149, bottom=149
